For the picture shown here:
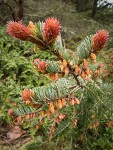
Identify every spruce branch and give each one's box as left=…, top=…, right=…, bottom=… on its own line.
left=50, top=47, right=81, bottom=85
left=32, top=78, right=77, bottom=103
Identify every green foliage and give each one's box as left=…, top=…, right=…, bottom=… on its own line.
left=25, top=82, right=113, bottom=150
left=77, top=35, right=93, bottom=60
left=0, top=15, right=113, bottom=150
left=13, top=105, right=36, bottom=117
left=36, top=21, right=43, bottom=38
left=33, top=78, right=76, bottom=102
left=46, top=60, right=61, bottom=73
left=0, top=26, right=52, bottom=123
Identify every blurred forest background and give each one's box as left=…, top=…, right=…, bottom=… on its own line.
left=0, top=0, right=113, bottom=149
left=0, top=0, right=113, bottom=41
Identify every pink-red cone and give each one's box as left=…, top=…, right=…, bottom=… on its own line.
left=43, top=17, right=60, bottom=44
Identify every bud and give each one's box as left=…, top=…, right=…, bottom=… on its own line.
left=21, top=89, right=34, bottom=102
left=46, top=110, right=51, bottom=119
left=62, top=59, right=67, bottom=68
left=92, top=29, right=109, bottom=52
left=7, top=21, right=32, bottom=41
left=28, top=21, right=37, bottom=33
left=40, top=111, right=45, bottom=117
left=49, top=101, right=55, bottom=114
left=54, top=73, right=59, bottom=80
left=107, top=120, right=113, bottom=128
left=62, top=98, right=66, bottom=107
left=58, top=113, right=65, bottom=121
left=8, top=109, right=14, bottom=116
left=97, top=63, right=103, bottom=69
left=75, top=65, right=81, bottom=75
left=17, top=116, right=23, bottom=123
left=69, top=61, right=73, bottom=66
left=57, top=99, right=62, bottom=109
left=43, top=17, right=60, bottom=44
left=93, top=121, right=99, bottom=129
left=73, top=119, right=78, bottom=128
left=90, top=53, right=96, bottom=63
left=49, top=73, right=55, bottom=82
left=35, top=125, right=39, bottom=130
left=33, top=113, right=36, bottom=118
left=75, top=98, right=80, bottom=105
left=70, top=98, right=75, bottom=106
left=81, top=71, right=87, bottom=80
left=38, top=61, right=47, bottom=71
left=34, top=44, right=38, bottom=54
left=64, top=67, right=69, bottom=75
left=85, top=68, right=90, bottom=76
left=26, top=114, right=31, bottom=120
left=83, top=59, right=88, bottom=69
left=39, top=121, right=43, bottom=125
left=94, top=70, right=100, bottom=75
left=34, top=59, right=40, bottom=66
left=90, top=53, right=96, bottom=60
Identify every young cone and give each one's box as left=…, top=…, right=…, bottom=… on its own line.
left=43, top=17, right=60, bottom=44
left=92, top=29, right=109, bottom=52
left=7, top=21, right=32, bottom=41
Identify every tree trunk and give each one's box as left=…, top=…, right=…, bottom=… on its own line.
left=14, top=0, right=23, bottom=21
left=75, top=0, right=88, bottom=12
left=92, top=0, right=98, bottom=18
left=75, top=0, right=82, bottom=12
